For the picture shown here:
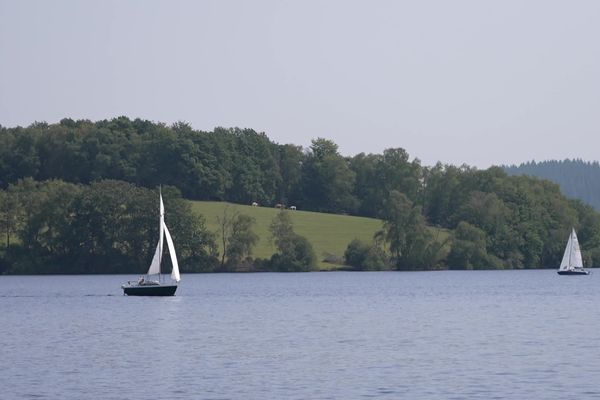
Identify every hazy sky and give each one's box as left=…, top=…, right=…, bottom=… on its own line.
left=1, top=0, right=599, bottom=167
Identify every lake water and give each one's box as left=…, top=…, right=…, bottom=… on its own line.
left=1, top=270, right=600, bottom=399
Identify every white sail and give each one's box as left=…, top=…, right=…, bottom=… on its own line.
left=147, top=241, right=161, bottom=275
left=559, top=229, right=584, bottom=271
left=570, top=229, right=584, bottom=268
left=146, top=191, right=165, bottom=276
left=163, top=222, right=180, bottom=282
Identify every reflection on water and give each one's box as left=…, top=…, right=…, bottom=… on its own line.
left=2, top=271, right=600, bottom=399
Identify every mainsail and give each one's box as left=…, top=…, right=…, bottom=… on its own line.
left=559, top=228, right=584, bottom=271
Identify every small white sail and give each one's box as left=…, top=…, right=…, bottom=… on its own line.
left=163, top=222, right=180, bottom=282
left=570, top=229, right=584, bottom=269
left=559, top=233, right=572, bottom=271
left=147, top=241, right=161, bottom=275
left=559, top=229, right=584, bottom=271
left=146, top=192, right=165, bottom=276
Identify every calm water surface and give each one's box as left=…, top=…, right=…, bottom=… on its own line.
left=1, top=271, right=600, bottom=399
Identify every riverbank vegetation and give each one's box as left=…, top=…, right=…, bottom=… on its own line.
left=191, top=201, right=384, bottom=270
left=1, top=117, right=600, bottom=273
left=0, top=180, right=217, bottom=274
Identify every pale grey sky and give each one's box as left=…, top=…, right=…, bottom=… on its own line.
left=1, top=0, right=599, bottom=167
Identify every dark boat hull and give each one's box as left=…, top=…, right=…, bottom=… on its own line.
left=557, top=270, right=589, bottom=275
left=122, top=284, right=178, bottom=296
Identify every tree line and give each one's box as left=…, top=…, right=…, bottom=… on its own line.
left=2, top=117, right=600, bottom=271
left=0, top=180, right=217, bottom=274
left=0, top=117, right=417, bottom=216
left=505, top=159, right=600, bottom=211
left=0, top=179, right=318, bottom=274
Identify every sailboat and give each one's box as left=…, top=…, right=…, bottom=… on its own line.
left=557, top=228, right=589, bottom=275
left=122, top=189, right=181, bottom=295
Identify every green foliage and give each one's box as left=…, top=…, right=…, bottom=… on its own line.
left=268, top=210, right=316, bottom=271
left=0, top=179, right=217, bottom=274
left=276, top=144, right=303, bottom=204
left=301, top=138, right=357, bottom=213
left=227, top=214, right=258, bottom=261
left=0, top=188, right=19, bottom=250
left=193, top=200, right=384, bottom=270
left=419, top=163, right=600, bottom=269
left=217, top=206, right=259, bottom=271
left=344, top=239, right=389, bottom=271
left=350, top=148, right=422, bottom=217
left=2, top=117, right=600, bottom=271
left=447, top=222, right=502, bottom=269
left=570, top=200, right=600, bottom=267
left=505, top=159, right=600, bottom=211
left=344, top=239, right=370, bottom=268
left=0, top=119, right=288, bottom=208
left=378, top=191, right=441, bottom=270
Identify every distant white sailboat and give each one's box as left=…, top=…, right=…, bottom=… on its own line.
left=557, top=228, right=589, bottom=275
left=122, top=189, right=181, bottom=295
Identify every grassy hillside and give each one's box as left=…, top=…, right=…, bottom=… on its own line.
left=190, top=201, right=451, bottom=270
left=190, top=201, right=383, bottom=269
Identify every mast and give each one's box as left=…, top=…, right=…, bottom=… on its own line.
left=146, top=187, right=164, bottom=278
left=159, top=186, right=164, bottom=282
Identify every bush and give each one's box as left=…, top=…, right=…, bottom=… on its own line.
left=268, top=234, right=317, bottom=272
left=344, top=239, right=389, bottom=270
left=322, top=252, right=344, bottom=264
left=268, top=210, right=317, bottom=272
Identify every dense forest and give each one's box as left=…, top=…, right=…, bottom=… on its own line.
left=505, top=160, right=600, bottom=211
left=1, top=117, right=600, bottom=273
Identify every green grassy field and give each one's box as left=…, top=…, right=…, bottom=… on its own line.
left=3, top=200, right=450, bottom=271
left=189, top=201, right=384, bottom=269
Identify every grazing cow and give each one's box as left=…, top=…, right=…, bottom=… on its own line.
left=251, top=202, right=258, bottom=207
left=290, top=206, right=297, bottom=210
left=275, top=203, right=284, bottom=209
